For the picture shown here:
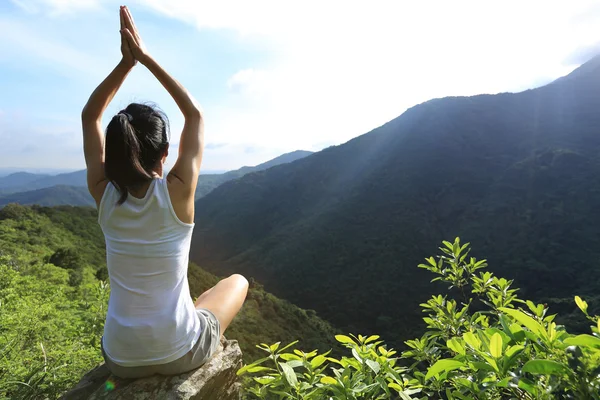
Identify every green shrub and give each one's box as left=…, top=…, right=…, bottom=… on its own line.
left=240, top=238, right=600, bottom=399
left=0, top=258, right=108, bottom=400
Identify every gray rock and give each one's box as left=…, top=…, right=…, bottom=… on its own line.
left=61, top=339, right=242, bottom=400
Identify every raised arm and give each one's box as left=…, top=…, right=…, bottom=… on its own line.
left=121, top=6, right=204, bottom=194
left=82, top=8, right=136, bottom=205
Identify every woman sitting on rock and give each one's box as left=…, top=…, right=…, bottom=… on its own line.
left=81, top=5, right=248, bottom=379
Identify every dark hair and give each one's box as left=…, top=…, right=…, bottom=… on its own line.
left=105, top=103, right=170, bottom=204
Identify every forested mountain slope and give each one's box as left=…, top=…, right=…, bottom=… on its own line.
left=195, top=150, right=313, bottom=199
left=191, top=56, right=600, bottom=344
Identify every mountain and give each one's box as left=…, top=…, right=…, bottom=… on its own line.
left=195, top=150, right=313, bottom=199
left=0, top=170, right=86, bottom=193
left=0, top=171, right=50, bottom=189
left=0, top=185, right=94, bottom=208
left=0, top=168, right=77, bottom=177
left=0, top=151, right=312, bottom=205
left=190, top=57, right=600, bottom=345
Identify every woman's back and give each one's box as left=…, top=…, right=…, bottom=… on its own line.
left=99, top=177, right=200, bottom=367
left=81, top=6, right=247, bottom=378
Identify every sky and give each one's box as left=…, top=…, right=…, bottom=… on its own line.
left=1, top=0, right=600, bottom=172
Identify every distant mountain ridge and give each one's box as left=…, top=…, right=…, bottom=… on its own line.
left=0, top=170, right=86, bottom=193
left=190, top=56, right=600, bottom=345
left=0, top=150, right=313, bottom=206
left=195, top=150, right=313, bottom=199
left=0, top=185, right=94, bottom=208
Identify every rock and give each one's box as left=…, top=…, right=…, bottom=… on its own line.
left=61, top=338, right=243, bottom=400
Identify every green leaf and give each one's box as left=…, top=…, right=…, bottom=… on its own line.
left=499, top=307, right=546, bottom=339
left=278, top=340, right=299, bottom=354
left=463, top=331, right=481, bottom=350
left=480, top=354, right=499, bottom=373
left=575, top=296, right=588, bottom=314
left=269, top=342, right=280, bottom=352
left=425, top=359, right=465, bottom=380
left=279, top=362, right=298, bottom=387
left=286, top=360, right=303, bottom=368
left=247, top=366, right=273, bottom=373
left=365, top=359, right=380, bottom=374
left=335, top=334, right=355, bottom=345
left=320, top=376, right=337, bottom=385
left=469, top=361, right=496, bottom=372
left=522, top=359, right=566, bottom=375
left=490, top=332, right=503, bottom=358
left=310, top=354, right=327, bottom=369
left=279, top=353, right=301, bottom=361
left=505, top=344, right=525, bottom=359
left=253, top=376, right=276, bottom=385
left=564, top=334, right=600, bottom=349
left=446, top=338, right=465, bottom=355
left=237, top=361, right=265, bottom=376
left=517, top=378, right=539, bottom=395
left=364, top=335, right=380, bottom=344
left=508, top=323, right=526, bottom=342
left=496, top=377, right=511, bottom=388
left=352, top=348, right=362, bottom=362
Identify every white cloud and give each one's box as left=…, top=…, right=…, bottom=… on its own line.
left=140, top=0, right=600, bottom=156
left=227, top=69, right=271, bottom=98
left=10, top=0, right=100, bottom=16
left=5, top=0, right=600, bottom=170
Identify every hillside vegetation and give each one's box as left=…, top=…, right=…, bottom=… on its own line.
left=240, top=239, right=600, bottom=399
left=191, top=57, right=600, bottom=348
left=0, top=204, right=337, bottom=399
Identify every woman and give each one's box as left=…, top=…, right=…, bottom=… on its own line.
left=81, top=5, right=248, bottom=379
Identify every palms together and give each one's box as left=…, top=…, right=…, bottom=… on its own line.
left=120, top=6, right=136, bottom=67
left=120, top=6, right=149, bottom=64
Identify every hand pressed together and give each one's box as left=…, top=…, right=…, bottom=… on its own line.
left=119, top=6, right=136, bottom=67
left=120, top=5, right=150, bottom=65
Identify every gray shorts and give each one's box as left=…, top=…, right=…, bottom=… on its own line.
left=101, top=308, right=221, bottom=379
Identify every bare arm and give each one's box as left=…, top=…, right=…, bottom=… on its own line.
left=82, top=8, right=136, bottom=206
left=81, top=61, right=134, bottom=205
left=141, top=55, right=204, bottom=186
left=121, top=6, right=204, bottom=192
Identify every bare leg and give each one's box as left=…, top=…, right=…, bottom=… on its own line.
left=194, top=287, right=214, bottom=305
left=194, top=274, right=249, bottom=335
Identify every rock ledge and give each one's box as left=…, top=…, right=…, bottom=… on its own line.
left=61, top=339, right=242, bottom=400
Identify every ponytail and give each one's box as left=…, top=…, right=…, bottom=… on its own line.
left=105, top=112, right=153, bottom=204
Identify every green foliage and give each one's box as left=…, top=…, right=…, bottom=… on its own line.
left=0, top=204, right=339, bottom=398
left=241, top=239, right=600, bottom=399
left=239, top=334, right=421, bottom=399
left=0, top=259, right=108, bottom=400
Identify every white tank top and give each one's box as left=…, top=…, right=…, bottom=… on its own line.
left=98, top=177, right=201, bottom=367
